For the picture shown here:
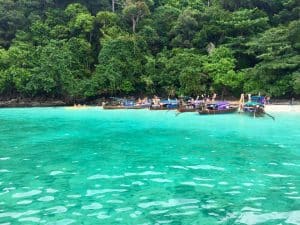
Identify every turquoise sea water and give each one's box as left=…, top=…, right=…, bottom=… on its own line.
left=0, top=107, right=299, bottom=225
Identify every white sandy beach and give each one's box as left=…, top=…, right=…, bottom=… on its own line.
left=265, top=105, right=300, bottom=112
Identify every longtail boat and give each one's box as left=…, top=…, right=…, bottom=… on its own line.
left=103, top=98, right=151, bottom=109
left=150, top=99, right=178, bottom=110
left=177, top=106, right=198, bottom=112
left=198, top=102, right=237, bottom=115
left=242, top=96, right=265, bottom=117
left=177, top=99, right=204, bottom=112
left=243, top=102, right=265, bottom=117
left=177, top=103, right=204, bottom=112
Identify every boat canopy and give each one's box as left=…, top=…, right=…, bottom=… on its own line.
left=207, top=101, right=230, bottom=110
left=160, top=99, right=178, bottom=105
left=123, top=100, right=135, bottom=106
left=251, top=96, right=265, bottom=104
left=244, top=101, right=264, bottom=107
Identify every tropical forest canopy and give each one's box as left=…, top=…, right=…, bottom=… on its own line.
left=0, top=0, right=299, bottom=101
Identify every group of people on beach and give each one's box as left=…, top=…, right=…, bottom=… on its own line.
left=100, top=92, right=277, bottom=109
left=136, top=97, right=150, bottom=105
left=150, top=93, right=217, bottom=107
left=239, top=93, right=271, bottom=104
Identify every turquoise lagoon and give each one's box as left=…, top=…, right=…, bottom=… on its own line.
left=0, top=107, right=299, bottom=224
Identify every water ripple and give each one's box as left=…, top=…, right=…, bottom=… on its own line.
left=138, top=199, right=199, bottom=209
left=17, top=200, right=32, bottom=205
left=264, top=174, right=292, bottom=178
left=46, top=219, right=76, bottom=225
left=45, top=206, right=67, bottom=214
left=187, top=165, right=225, bottom=171
left=87, top=174, right=124, bottom=180
left=86, top=189, right=127, bottom=196
left=124, top=171, right=165, bottom=176
left=18, top=217, right=41, bottom=222
left=237, top=210, right=300, bottom=225
left=49, top=171, right=64, bottom=176
left=82, top=203, right=103, bottom=210
left=0, top=210, right=40, bottom=219
left=0, top=157, right=10, bottom=161
left=150, top=178, right=172, bottom=183
left=38, top=196, right=54, bottom=202
left=12, top=190, right=41, bottom=198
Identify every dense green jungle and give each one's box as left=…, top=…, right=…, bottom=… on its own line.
left=0, top=0, right=299, bottom=102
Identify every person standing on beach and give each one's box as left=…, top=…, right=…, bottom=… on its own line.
left=248, top=93, right=251, bottom=102
left=212, top=93, right=217, bottom=102
left=266, top=96, right=270, bottom=105
left=238, top=93, right=245, bottom=112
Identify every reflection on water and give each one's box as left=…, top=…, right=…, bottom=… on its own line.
left=0, top=108, right=299, bottom=224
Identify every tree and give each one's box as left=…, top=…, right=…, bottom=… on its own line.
left=203, top=46, right=244, bottom=97
left=155, top=48, right=208, bottom=96
left=94, top=35, right=145, bottom=95
left=293, top=71, right=300, bottom=94
left=245, top=20, right=300, bottom=96
left=123, top=0, right=150, bottom=33
left=65, top=4, right=95, bottom=41
left=0, top=0, right=26, bottom=48
left=151, top=5, right=180, bottom=48
left=169, top=9, right=199, bottom=48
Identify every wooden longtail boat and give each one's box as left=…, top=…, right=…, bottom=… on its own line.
left=149, top=99, right=179, bottom=110
left=243, top=102, right=265, bottom=117
left=177, top=106, right=197, bottom=112
left=103, top=98, right=151, bottom=109
left=177, top=101, right=205, bottom=112
left=199, top=107, right=238, bottom=115
left=103, top=104, right=150, bottom=110
left=242, top=96, right=266, bottom=117
left=149, top=105, right=177, bottom=110
left=198, top=102, right=237, bottom=115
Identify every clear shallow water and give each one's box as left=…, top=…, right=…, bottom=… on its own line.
left=0, top=107, right=299, bottom=225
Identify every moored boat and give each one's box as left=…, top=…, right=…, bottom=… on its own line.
left=177, top=106, right=198, bottom=112
left=177, top=99, right=204, bottom=113
left=243, top=102, right=265, bottom=117
left=103, top=98, right=151, bottom=109
left=198, top=101, right=237, bottom=115
left=242, top=96, right=266, bottom=117
left=150, top=99, right=179, bottom=110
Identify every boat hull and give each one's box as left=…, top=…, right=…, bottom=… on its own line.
left=177, top=107, right=198, bottom=112
left=198, top=107, right=237, bottom=115
left=149, top=107, right=175, bottom=110
left=149, top=105, right=177, bottom=110
left=103, top=105, right=147, bottom=110
left=243, top=108, right=265, bottom=117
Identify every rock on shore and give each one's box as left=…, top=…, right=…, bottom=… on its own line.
left=0, top=99, right=67, bottom=108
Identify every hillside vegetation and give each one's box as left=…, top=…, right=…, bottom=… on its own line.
left=0, top=0, right=299, bottom=101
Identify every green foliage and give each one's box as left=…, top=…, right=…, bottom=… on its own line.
left=0, top=0, right=298, bottom=101
left=94, top=36, right=145, bottom=95
left=123, top=0, right=151, bottom=33
left=203, top=47, right=244, bottom=95
left=293, top=71, right=300, bottom=94
left=170, top=9, right=199, bottom=48
left=155, top=48, right=208, bottom=96
left=245, top=20, right=300, bottom=96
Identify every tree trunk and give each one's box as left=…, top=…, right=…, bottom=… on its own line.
left=221, top=87, right=225, bottom=100
left=112, top=0, right=115, bottom=12
left=132, top=17, right=136, bottom=33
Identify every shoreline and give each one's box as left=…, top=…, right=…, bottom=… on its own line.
left=1, top=98, right=300, bottom=113
left=1, top=104, right=300, bottom=113
left=265, top=105, right=300, bottom=113
left=0, top=100, right=68, bottom=108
